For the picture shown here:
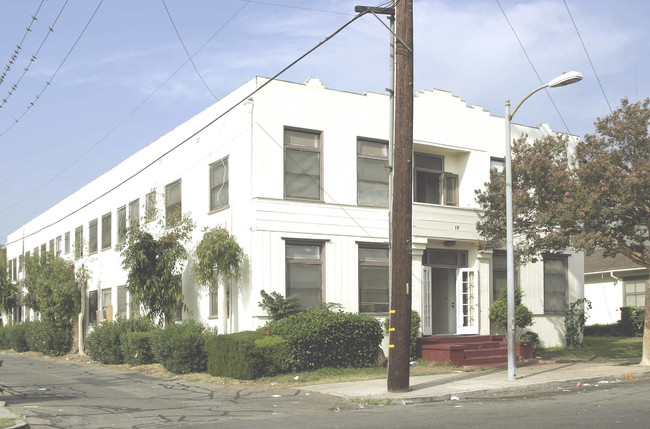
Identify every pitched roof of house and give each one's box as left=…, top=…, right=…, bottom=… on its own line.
left=584, top=249, right=645, bottom=274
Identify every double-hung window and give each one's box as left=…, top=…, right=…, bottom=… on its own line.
left=145, top=192, right=156, bottom=223
left=544, top=254, right=569, bottom=313
left=284, top=128, right=322, bottom=200
left=285, top=241, right=324, bottom=309
left=357, top=138, right=389, bottom=207
left=74, top=226, right=83, bottom=258
left=101, top=212, right=112, bottom=250
left=358, top=244, right=389, bottom=313
left=129, top=198, right=140, bottom=227
left=492, top=250, right=519, bottom=301
left=624, top=276, right=647, bottom=307
left=165, top=180, right=182, bottom=227
left=210, top=157, right=229, bottom=211
left=117, top=206, right=127, bottom=245
left=55, top=236, right=62, bottom=256
left=414, top=153, right=458, bottom=206
left=89, top=219, right=98, bottom=254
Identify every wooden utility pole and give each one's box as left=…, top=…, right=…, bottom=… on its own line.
left=387, top=0, right=413, bottom=393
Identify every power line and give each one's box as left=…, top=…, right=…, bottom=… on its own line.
left=0, top=0, right=103, bottom=139
left=161, top=0, right=218, bottom=100
left=0, top=0, right=46, bottom=86
left=241, top=0, right=352, bottom=15
left=0, top=0, right=69, bottom=111
left=495, top=0, right=572, bottom=135
left=563, top=0, right=612, bottom=113
left=4, top=8, right=369, bottom=246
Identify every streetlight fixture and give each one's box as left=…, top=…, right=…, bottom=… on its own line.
left=504, top=71, right=583, bottom=381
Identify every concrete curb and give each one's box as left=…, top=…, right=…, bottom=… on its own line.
left=0, top=401, right=28, bottom=429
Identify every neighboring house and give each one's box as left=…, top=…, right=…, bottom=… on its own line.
left=3, top=77, right=583, bottom=347
left=584, top=249, right=648, bottom=325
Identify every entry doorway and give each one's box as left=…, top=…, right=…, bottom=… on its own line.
left=421, top=249, right=477, bottom=336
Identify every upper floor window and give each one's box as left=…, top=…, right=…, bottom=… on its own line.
left=165, top=180, right=182, bottom=226
left=55, top=236, right=62, bottom=256
left=490, top=157, right=505, bottom=174
left=145, top=192, right=156, bottom=223
left=74, top=226, right=83, bottom=258
left=544, top=254, right=568, bottom=314
left=358, top=244, right=389, bottom=313
left=89, top=219, right=98, bottom=254
left=414, top=153, right=458, bottom=206
left=101, top=212, right=112, bottom=250
left=117, top=206, right=127, bottom=245
left=65, top=231, right=71, bottom=254
left=129, top=198, right=140, bottom=228
left=210, top=157, right=229, bottom=212
left=357, top=138, right=389, bottom=207
left=286, top=241, right=324, bottom=309
left=49, top=239, right=54, bottom=255
left=284, top=128, right=322, bottom=201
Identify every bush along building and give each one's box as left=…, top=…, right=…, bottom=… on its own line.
left=4, top=77, right=584, bottom=360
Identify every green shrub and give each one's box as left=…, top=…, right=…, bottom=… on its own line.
left=24, top=321, right=73, bottom=356
left=85, top=317, right=155, bottom=364
left=255, top=334, right=291, bottom=375
left=618, top=306, right=645, bottom=336
left=0, top=326, right=7, bottom=349
left=151, top=319, right=209, bottom=374
left=120, top=331, right=155, bottom=365
left=584, top=323, right=621, bottom=337
left=6, top=323, right=29, bottom=352
left=266, top=308, right=384, bottom=371
left=383, top=310, right=421, bottom=361
left=489, top=287, right=534, bottom=339
left=565, top=298, right=592, bottom=346
left=258, top=290, right=302, bottom=321
left=520, top=330, right=541, bottom=353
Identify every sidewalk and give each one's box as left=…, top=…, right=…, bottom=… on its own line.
left=0, top=401, right=26, bottom=429
left=301, top=359, right=650, bottom=403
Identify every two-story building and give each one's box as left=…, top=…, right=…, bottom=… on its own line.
left=4, top=77, right=583, bottom=348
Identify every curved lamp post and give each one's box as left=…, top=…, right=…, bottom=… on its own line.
left=505, top=71, right=583, bottom=381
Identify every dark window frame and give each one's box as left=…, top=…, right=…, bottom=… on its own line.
left=283, top=127, right=323, bottom=201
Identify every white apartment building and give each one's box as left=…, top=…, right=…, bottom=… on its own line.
left=4, top=77, right=583, bottom=347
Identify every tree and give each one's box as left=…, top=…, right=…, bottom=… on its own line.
left=194, top=227, right=244, bottom=334
left=476, top=98, right=650, bottom=365
left=23, top=252, right=80, bottom=327
left=0, top=247, right=19, bottom=321
left=117, top=206, right=195, bottom=326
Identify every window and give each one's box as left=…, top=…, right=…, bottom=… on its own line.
left=89, top=290, right=98, bottom=323
left=65, top=231, right=71, bottom=254
left=74, top=226, right=83, bottom=258
left=624, top=276, right=647, bottom=307
left=55, top=236, right=62, bottom=256
left=33, top=247, right=39, bottom=259
left=145, top=192, right=156, bottom=222
left=492, top=250, right=518, bottom=301
left=117, top=286, right=127, bottom=319
left=357, top=138, right=389, bottom=207
left=209, top=285, right=231, bottom=318
left=129, top=293, right=139, bottom=318
left=424, top=249, right=468, bottom=267
left=89, top=219, right=98, bottom=254
left=40, top=243, right=46, bottom=255
left=358, top=245, right=389, bottom=313
left=102, top=288, right=112, bottom=311
left=165, top=180, right=182, bottom=226
left=544, top=254, right=568, bottom=313
left=284, top=128, right=322, bottom=200
left=414, top=153, right=458, bottom=206
left=210, top=157, right=229, bottom=211
left=117, top=206, right=127, bottom=245
left=286, top=241, right=324, bottom=309
left=129, top=198, right=140, bottom=228
left=490, top=157, right=505, bottom=174
left=49, top=239, right=54, bottom=255
left=101, top=212, right=112, bottom=250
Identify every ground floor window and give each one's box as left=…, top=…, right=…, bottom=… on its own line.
left=624, top=276, right=647, bottom=307
left=492, top=250, right=519, bottom=301
left=117, top=286, right=127, bottom=319
left=544, top=254, right=568, bottom=314
left=286, top=241, right=324, bottom=309
left=209, top=284, right=231, bottom=318
left=358, top=244, right=389, bottom=313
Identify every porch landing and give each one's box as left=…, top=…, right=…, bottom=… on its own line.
left=418, top=335, right=533, bottom=367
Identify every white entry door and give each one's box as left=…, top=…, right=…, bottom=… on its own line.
left=456, top=268, right=478, bottom=335
left=422, top=266, right=432, bottom=336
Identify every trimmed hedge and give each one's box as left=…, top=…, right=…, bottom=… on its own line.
left=151, top=319, right=209, bottom=374
left=85, top=317, right=155, bottom=364
left=584, top=323, right=621, bottom=337
left=25, top=321, right=73, bottom=356
left=206, top=331, right=290, bottom=379
left=120, top=331, right=155, bottom=366
left=618, top=306, right=645, bottom=336
left=6, top=322, right=29, bottom=352
left=266, top=308, right=384, bottom=371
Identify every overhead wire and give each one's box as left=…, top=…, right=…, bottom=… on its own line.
left=0, top=0, right=103, bottom=139
left=240, top=0, right=352, bottom=15
left=0, top=0, right=46, bottom=86
left=0, top=0, right=70, bottom=111
left=4, top=6, right=372, bottom=246
left=495, top=0, right=572, bottom=136
left=161, top=0, right=218, bottom=101
left=563, top=0, right=612, bottom=113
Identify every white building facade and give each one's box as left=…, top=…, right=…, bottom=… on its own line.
left=5, top=77, right=583, bottom=347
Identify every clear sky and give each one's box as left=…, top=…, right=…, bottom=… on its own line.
left=1, top=0, right=648, bottom=244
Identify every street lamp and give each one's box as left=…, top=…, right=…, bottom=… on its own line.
left=505, top=71, right=583, bottom=381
